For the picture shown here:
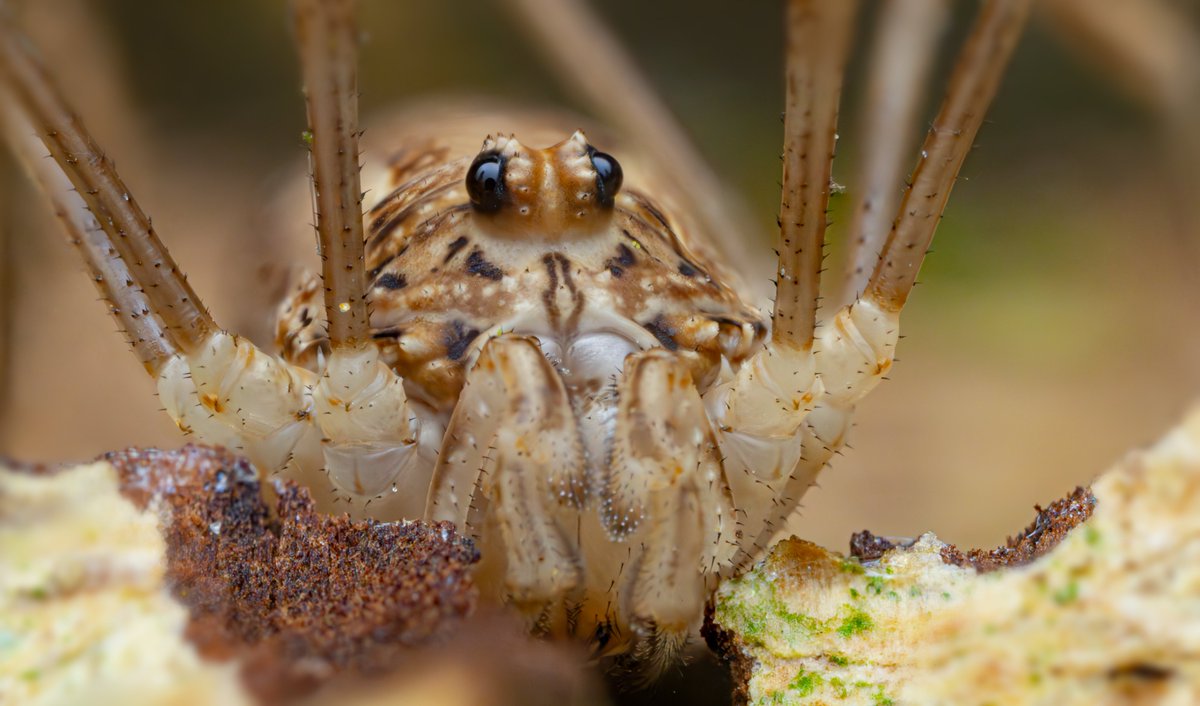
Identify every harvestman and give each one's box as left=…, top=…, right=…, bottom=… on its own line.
left=0, top=0, right=1031, bottom=667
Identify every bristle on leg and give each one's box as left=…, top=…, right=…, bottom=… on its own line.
left=771, top=0, right=860, bottom=349
left=291, top=0, right=370, bottom=347
left=865, top=0, right=1034, bottom=312
left=0, top=17, right=215, bottom=364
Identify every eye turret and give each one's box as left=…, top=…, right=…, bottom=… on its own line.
left=588, top=147, right=623, bottom=207
left=463, top=132, right=620, bottom=237
left=466, top=151, right=507, bottom=212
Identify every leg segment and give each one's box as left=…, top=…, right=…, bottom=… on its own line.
left=289, top=0, right=424, bottom=516
left=841, top=0, right=950, bottom=305
left=709, top=0, right=1033, bottom=559
left=0, top=16, right=213, bottom=366
left=772, top=0, right=859, bottom=349
left=701, top=0, right=857, bottom=476
left=865, top=0, right=1033, bottom=311
left=700, top=0, right=858, bottom=562
left=427, top=335, right=587, bottom=619
left=1, top=98, right=176, bottom=372
left=603, top=350, right=736, bottom=667
left=291, top=0, right=369, bottom=345
left=0, top=15, right=324, bottom=480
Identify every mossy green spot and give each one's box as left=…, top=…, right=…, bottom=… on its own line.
left=837, top=608, right=874, bottom=638
left=789, top=668, right=823, bottom=697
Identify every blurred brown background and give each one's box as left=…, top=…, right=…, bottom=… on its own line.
left=1, top=0, right=1198, bottom=553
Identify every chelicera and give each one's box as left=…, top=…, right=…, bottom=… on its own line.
left=0, top=0, right=1032, bottom=668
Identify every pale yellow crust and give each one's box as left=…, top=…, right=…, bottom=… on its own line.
left=711, top=406, right=1200, bottom=705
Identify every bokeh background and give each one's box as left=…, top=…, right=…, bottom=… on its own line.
left=2, top=0, right=1198, bottom=557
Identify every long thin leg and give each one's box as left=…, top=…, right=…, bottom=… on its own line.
left=1, top=101, right=175, bottom=372
left=291, top=0, right=370, bottom=346
left=841, top=0, right=950, bottom=305
left=773, top=0, right=1034, bottom=545
left=1040, top=0, right=1200, bottom=114
left=289, top=0, right=422, bottom=518
left=0, top=17, right=214, bottom=359
left=501, top=0, right=761, bottom=281
left=865, top=0, right=1034, bottom=311
left=772, top=0, right=859, bottom=349
left=0, top=15, right=322, bottom=493
left=707, top=0, right=1034, bottom=558
left=698, top=0, right=859, bottom=451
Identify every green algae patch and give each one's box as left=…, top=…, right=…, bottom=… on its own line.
left=836, top=608, right=874, bottom=638
left=713, top=539, right=844, bottom=651
left=751, top=663, right=899, bottom=706
left=789, top=668, right=823, bottom=697
left=715, top=587, right=832, bottom=649
left=709, top=537, right=941, bottom=703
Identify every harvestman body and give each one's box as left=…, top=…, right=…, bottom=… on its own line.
left=0, top=0, right=1032, bottom=666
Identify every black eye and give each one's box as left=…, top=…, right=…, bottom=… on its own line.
left=589, top=148, right=623, bottom=207
left=466, top=152, right=507, bottom=212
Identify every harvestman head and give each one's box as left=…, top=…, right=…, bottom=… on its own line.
left=0, top=0, right=1032, bottom=671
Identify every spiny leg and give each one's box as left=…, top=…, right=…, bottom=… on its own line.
left=772, top=0, right=860, bottom=349
left=865, top=0, right=1033, bottom=311
left=427, top=335, right=586, bottom=624
left=288, top=0, right=426, bottom=517
left=500, top=0, right=761, bottom=282
left=765, top=0, right=1035, bottom=548
left=2, top=0, right=151, bottom=427
left=696, top=0, right=858, bottom=570
left=707, top=0, right=1034, bottom=559
left=0, top=14, right=321, bottom=484
left=292, top=0, right=369, bottom=345
left=1, top=99, right=176, bottom=372
left=0, top=17, right=214, bottom=362
left=840, top=0, right=950, bottom=305
left=705, top=0, right=858, bottom=447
